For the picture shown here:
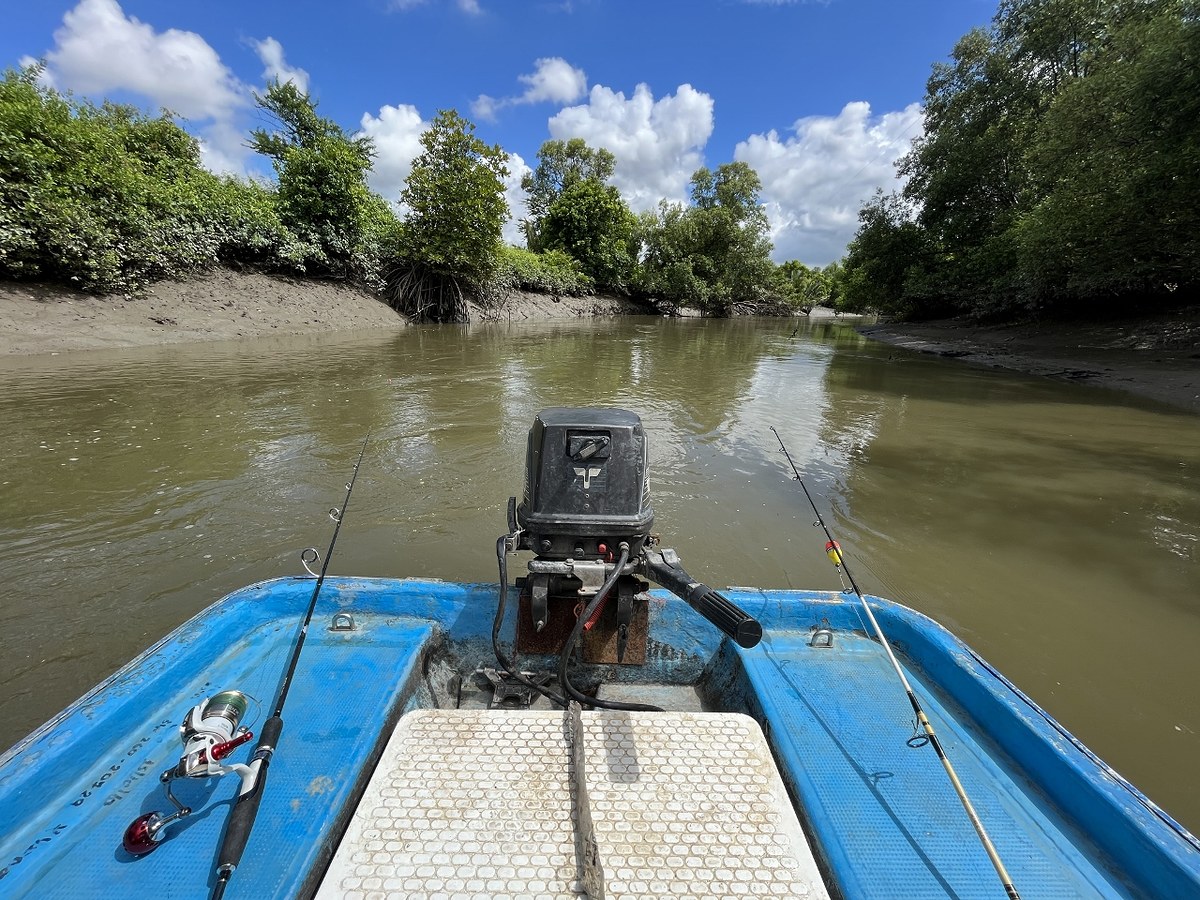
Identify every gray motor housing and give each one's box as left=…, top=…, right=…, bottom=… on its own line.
left=516, top=408, right=654, bottom=560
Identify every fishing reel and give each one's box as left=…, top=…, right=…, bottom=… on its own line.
left=122, top=690, right=256, bottom=856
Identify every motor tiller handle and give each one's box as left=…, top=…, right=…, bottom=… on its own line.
left=646, top=554, right=762, bottom=648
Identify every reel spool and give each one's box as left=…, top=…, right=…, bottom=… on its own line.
left=176, top=690, right=253, bottom=778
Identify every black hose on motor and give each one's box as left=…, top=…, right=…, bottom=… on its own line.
left=493, top=535, right=569, bottom=708
left=493, top=534, right=662, bottom=713
left=558, top=543, right=663, bottom=713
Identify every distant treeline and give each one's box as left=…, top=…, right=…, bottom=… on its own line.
left=838, top=0, right=1200, bottom=320
left=8, top=0, right=1186, bottom=324
left=0, top=68, right=834, bottom=322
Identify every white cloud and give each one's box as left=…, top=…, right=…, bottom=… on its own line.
left=198, top=120, right=253, bottom=176
left=253, top=37, right=309, bottom=94
left=389, top=0, right=483, bottom=13
left=736, top=101, right=923, bottom=265
left=472, top=57, right=587, bottom=121
left=502, top=152, right=532, bottom=245
left=517, top=58, right=588, bottom=105
left=547, top=82, right=714, bottom=212
left=358, top=103, right=430, bottom=205
left=471, top=94, right=500, bottom=122
left=44, top=0, right=245, bottom=121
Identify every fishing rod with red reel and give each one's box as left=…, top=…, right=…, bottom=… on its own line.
left=120, top=434, right=370, bottom=897
left=121, top=690, right=257, bottom=854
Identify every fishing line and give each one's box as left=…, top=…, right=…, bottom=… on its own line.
left=771, top=426, right=1021, bottom=900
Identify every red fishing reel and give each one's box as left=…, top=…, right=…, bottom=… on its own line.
left=123, top=690, right=255, bottom=855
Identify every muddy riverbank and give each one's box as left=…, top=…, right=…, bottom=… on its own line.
left=859, top=308, right=1200, bottom=414
left=0, top=270, right=649, bottom=356
left=0, top=270, right=404, bottom=355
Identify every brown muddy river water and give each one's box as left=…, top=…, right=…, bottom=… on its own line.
left=1, top=316, right=1197, bottom=832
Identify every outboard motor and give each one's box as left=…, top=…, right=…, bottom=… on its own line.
left=515, top=407, right=654, bottom=561
left=500, top=408, right=760, bottom=687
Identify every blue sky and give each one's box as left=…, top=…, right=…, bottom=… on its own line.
left=3, top=0, right=995, bottom=265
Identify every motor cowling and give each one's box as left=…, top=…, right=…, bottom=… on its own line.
left=516, top=407, right=654, bottom=560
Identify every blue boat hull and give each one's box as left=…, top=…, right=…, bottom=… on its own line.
left=1, top=577, right=1196, bottom=898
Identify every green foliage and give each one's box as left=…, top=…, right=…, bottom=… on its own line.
left=493, top=245, right=593, bottom=296
left=636, top=162, right=777, bottom=315
left=540, top=179, right=637, bottom=292
left=398, top=109, right=509, bottom=285
left=823, top=261, right=847, bottom=312
left=775, top=260, right=832, bottom=313
left=850, top=0, right=1200, bottom=320
left=519, top=138, right=636, bottom=292
left=384, top=110, right=510, bottom=321
left=0, top=66, right=401, bottom=294
left=995, top=0, right=1106, bottom=91
left=248, top=80, right=390, bottom=281
left=839, top=192, right=939, bottom=317
left=634, top=203, right=706, bottom=307
left=4, top=68, right=250, bottom=291
left=690, top=162, right=767, bottom=225
left=521, top=138, right=616, bottom=248
left=898, top=26, right=1038, bottom=312
left=1015, top=2, right=1200, bottom=304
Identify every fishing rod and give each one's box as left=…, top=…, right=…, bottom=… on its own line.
left=121, top=435, right=372, bottom=875
left=770, top=426, right=1021, bottom=900
left=207, top=432, right=370, bottom=899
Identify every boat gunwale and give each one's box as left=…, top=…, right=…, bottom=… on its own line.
left=8, top=575, right=1196, bottom=854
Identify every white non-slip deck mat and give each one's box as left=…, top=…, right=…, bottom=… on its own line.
left=317, top=708, right=829, bottom=899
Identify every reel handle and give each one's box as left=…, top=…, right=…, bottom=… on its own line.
left=122, top=802, right=191, bottom=855
left=210, top=730, right=254, bottom=762
left=646, top=552, right=762, bottom=648
left=123, top=811, right=167, bottom=856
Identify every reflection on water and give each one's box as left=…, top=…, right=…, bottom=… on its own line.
left=0, top=318, right=1197, bottom=831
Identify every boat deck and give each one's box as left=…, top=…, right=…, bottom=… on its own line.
left=318, top=709, right=828, bottom=899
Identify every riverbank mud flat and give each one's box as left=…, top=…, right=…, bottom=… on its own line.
left=0, top=272, right=652, bottom=356
left=470, top=289, right=653, bottom=321
left=860, top=308, right=1200, bottom=415
left=0, top=270, right=405, bottom=355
